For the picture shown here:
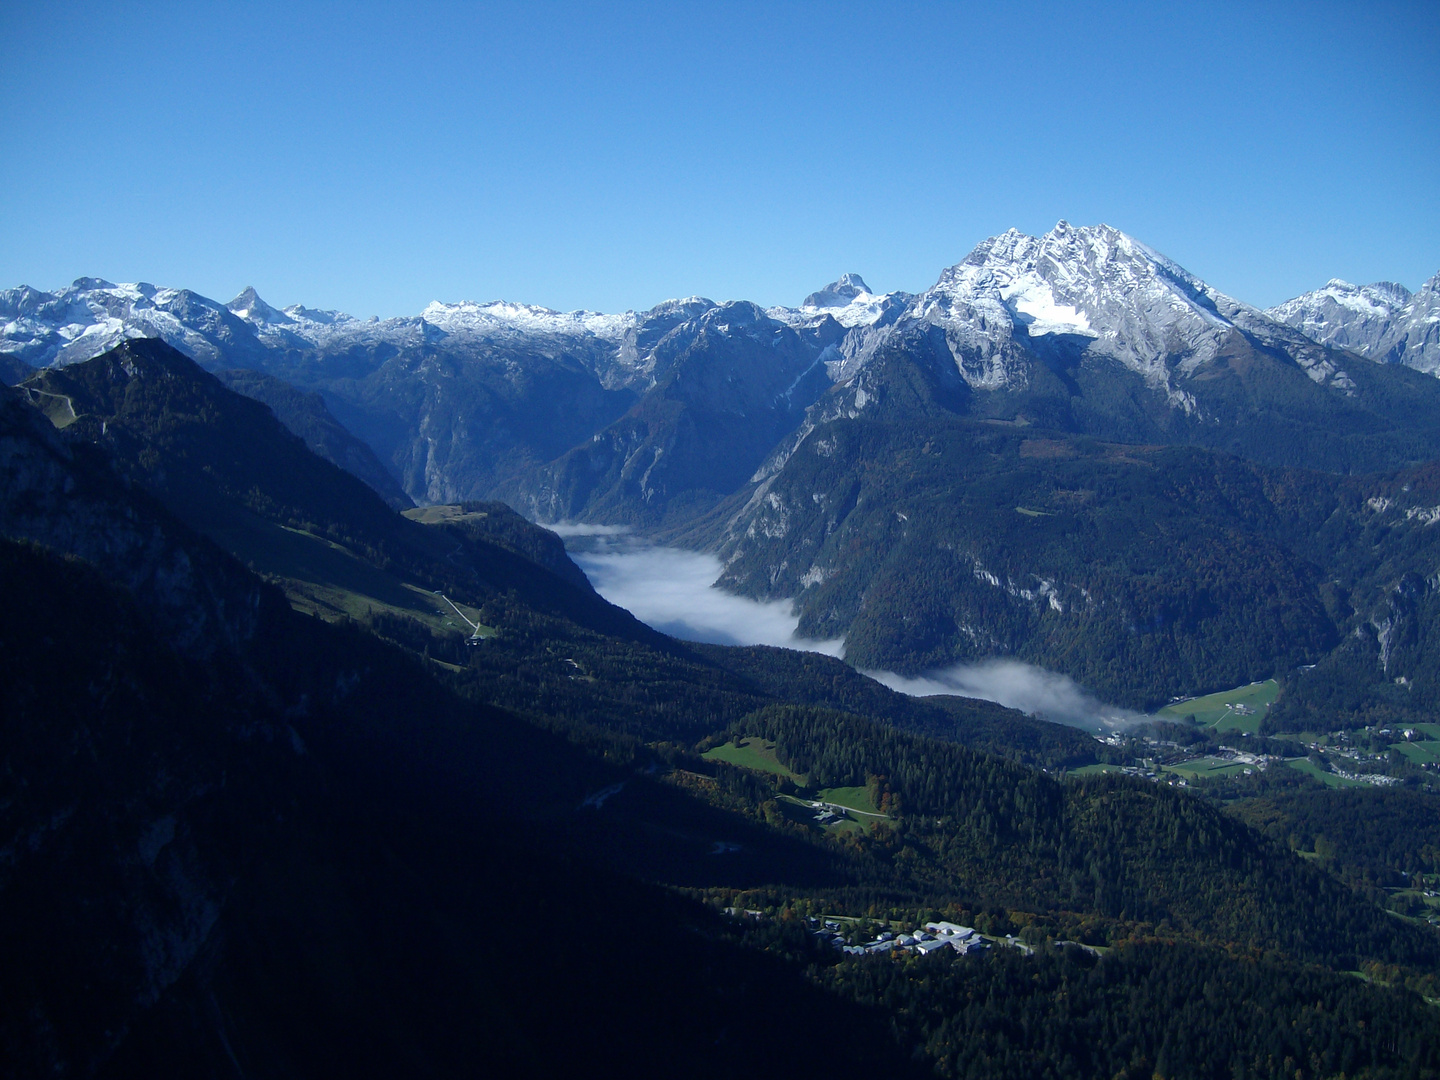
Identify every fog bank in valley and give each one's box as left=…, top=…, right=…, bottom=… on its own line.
left=561, top=529, right=1139, bottom=731
left=866, top=661, right=1148, bottom=732
left=564, top=528, right=842, bottom=654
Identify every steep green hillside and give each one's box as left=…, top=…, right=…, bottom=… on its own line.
left=713, top=413, right=1340, bottom=706
left=713, top=704, right=1440, bottom=970
left=4, top=352, right=1440, bottom=1075
left=709, top=379, right=1440, bottom=716
left=18, top=340, right=652, bottom=644
left=216, top=367, right=413, bottom=510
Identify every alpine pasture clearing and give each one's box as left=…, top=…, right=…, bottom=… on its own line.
left=1066, top=763, right=1129, bottom=778
left=815, top=785, right=882, bottom=817
left=1155, top=679, right=1278, bottom=732
left=703, top=738, right=804, bottom=783
left=1163, top=757, right=1254, bottom=781
left=1286, top=758, right=1368, bottom=788
left=1390, top=740, right=1440, bottom=766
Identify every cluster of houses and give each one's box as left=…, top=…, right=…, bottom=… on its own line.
left=811, top=919, right=994, bottom=957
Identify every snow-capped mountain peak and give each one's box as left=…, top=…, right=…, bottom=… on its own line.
left=5, top=225, right=1426, bottom=425
left=227, top=286, right=292, bottom=326
left=874, top=221, right=1236, bottom=400
left=828, top=220, right=1362, bottom=406
left=1269, top=272, right=1440, bottom=373
left=802, top=273, right=873, bottom=308
left=767, top=274, right=911, bottom=339
left=0, top=278, right=268, bottom=369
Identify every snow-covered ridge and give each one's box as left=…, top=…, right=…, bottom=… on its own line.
left=0, top=278, right=269, bottom=369
left=7, top=227, right=1436, bottom=403
left=0, top=279, right=673, bottom=370
left=867, top=221, right=1372, bottom=403
left=767, top=273, right=913, bottom=331
left=1268, top=272, right=1440, bottom=374
left=417, top=299, right=639, bottom=340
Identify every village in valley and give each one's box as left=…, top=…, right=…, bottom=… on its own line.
left=722, top=908, right=1097, bottom=959
left=1072, top=680, right=1438, bottom=791
left=810, top=919, right=1012, bottom=958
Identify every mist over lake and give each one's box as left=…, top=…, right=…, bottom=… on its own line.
left=561, top=527, right=1138, bottom=732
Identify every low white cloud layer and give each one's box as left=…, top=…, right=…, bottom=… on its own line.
left=546, top=522, right=634, bottom=538
left=866, top=660, right=1148, bottom=732
left=564, top=536, right=1139, bottom=730
left=570, top=542, right=843, bottom=655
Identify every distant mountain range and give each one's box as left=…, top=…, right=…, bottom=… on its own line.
left=1268, top=274, right=1440, bottom=373
left=6, top=224, right=1440, bottom=701
left=5, top=223, right=1437, bottom=510
left=6, top=285, right=1440, bottom=1073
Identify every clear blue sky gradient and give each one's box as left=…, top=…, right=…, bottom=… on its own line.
left=2, top=1, right=1436, bottom=317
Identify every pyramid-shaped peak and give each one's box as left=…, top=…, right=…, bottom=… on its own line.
left=803, top=273, right=873, bottom=308
left=227, top=286, right=289, bottom=324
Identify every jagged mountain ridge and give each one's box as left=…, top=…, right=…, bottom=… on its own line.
left=0, top=275, right=896, bottom=391
left=5, top=224, right=1440, bottom=520
left=1269, top=272, right=1440, bottom=374
left=860, top=221, right=1360, bottom=399
left=0, top=275, right=906, bottom=513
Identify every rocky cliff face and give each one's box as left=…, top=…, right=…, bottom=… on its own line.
left=1269, top=272, right=1440, bottom=374
left=7, top=228, right=1440, bottom=524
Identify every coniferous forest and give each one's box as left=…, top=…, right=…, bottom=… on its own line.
left=4, top=334, right=1440, bottom=1076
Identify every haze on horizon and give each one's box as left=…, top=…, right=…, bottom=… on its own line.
left=1, top=1, right=1436, bottom=320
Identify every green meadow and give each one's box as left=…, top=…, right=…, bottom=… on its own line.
left=1156, top=679, right=1278, bottom=732
left=1286, top=758, right=1368, bottom=788
left=1163, top=756, right=1254, bottom=780
left=702, top=737, right=804, bottom=783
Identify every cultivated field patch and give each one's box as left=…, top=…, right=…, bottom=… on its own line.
left=1163, top=756, right=1253, bottom=780
left=703, top=738, right=804, bottom=783
left=1156, top=679, right=1278, bottom=732
left=1286, top=758, right=1367, bottom=788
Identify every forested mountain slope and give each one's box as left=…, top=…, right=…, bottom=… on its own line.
left=698, top=338, right=1440, bottom=708
left=214, top=366, right=414, bottom=510
left=10, top=227, right=1440, bottom=517
left=4, top=345, right=1440, bottom=1074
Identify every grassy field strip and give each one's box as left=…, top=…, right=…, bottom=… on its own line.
left=1391, top=740, right=1440, bottom=765
left=772, top=794, right=866, bottom=834
left=22, top=386, right=79, bottom=428
left=814, top=785, right=884, bottom=817
left=1155, top=679, right=1277, bottom=733
left=1066, top=763, right=1129, bottom=777
left=702, top=738, right=804, bottom=782
left=1162, top=756, right=1253, bottom=780
left=699, top=746, right=890, bottom=824
left=1286, top=757, right=1368, bottom=788
left=218, top=521, right=498, bottom=639
left=434, top=591, right=496, bottom=638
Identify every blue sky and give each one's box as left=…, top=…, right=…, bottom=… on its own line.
left=2, top=1, right=1436, bottom=317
